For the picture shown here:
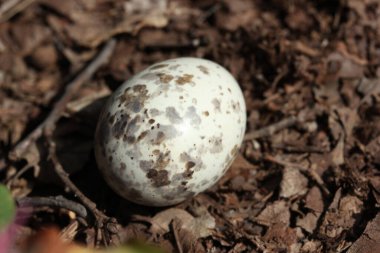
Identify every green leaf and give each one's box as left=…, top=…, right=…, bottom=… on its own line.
left=0, top=184, right=16, bottom=230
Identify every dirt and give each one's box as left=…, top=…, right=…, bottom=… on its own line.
left=1, top=0, right=380, bottom=252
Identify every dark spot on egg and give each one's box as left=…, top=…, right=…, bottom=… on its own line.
left=149, top=108, right=160, bottom=117
left=197, top=65, right=209, bottom=74
left=212, top=98, right=221, bottom=112
left=183, top=161, right=195, bottom=179
left=157, top=73, right=174, bottom=83
left=169, top=64, right=180, bottom=70
left=112, top=113, right=130, bottom=140
left=185, top=161, right=196, bottom=170
left=108, top=114, right=115, bottom=124
left=154, top=131, right=166, bottom=145
left=232, top=101, right=241, bottom=112
left=148, top=119, right=155, bottom=124
left=137, top=130, right=149, bottom=142
left=209, top=136, right=223, bottom=153
left=123, top=135, right=136, bottom=144
left=176, top=74, right=193, bottom=85
left=120, top=162, right=126, bottom=171
left=152, top=149, right=160, bottom=156
left=203, top=111, right=209, bottom=116
left=140, top=160, right=154, bottom=172
left=185, top=106, right=201, bottom=126
left=166, top=107, right=183, bottom=124
left=118, top=84, right=149, bottom=113
left=146, top=169, right=170, bottom=187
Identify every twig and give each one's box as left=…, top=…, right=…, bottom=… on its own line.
left=48, top=140, right=105, bottom=220
left=8, top=39, right=116, bottom=161
left=16, top=195, right=88, bottom=219
left=244, top=116, right=298, bottom=141
left=170, top=220, right=183, bottom=253
left=271, top=143, right=327, bottom=154
left=244, top=110, right=316, bottom=141
left=48, top=139, right=120, bottom=244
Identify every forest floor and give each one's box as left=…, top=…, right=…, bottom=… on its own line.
left=0, top=0, right=380, bottom=252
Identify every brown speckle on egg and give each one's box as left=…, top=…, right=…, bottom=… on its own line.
left=157, top=73, right=174, bottom=83
left=197, top=65, right=209, bottom=74
left=176, top=74, right=193, bottom=85
left=154, top=131, right=166, bottom=145
left=147, top=169, right=170, bottom=187
left=137, top=130, right=149, bottom=142
left=212, top=98, right=221, bottom=112
left=118, top=84, right=149, bottom=113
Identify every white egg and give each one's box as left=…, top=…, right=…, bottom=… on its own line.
left=95, top=57, right=246, bottom=206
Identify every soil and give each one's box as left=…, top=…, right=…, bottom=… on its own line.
left=1, top=0, right=380, bottom=252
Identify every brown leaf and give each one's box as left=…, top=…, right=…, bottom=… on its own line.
left=171, top=218, right=205, bottom=253
left=44, top=0, right=169, bottom=48
left=149, top=208, right=215, bottom=238
left=256, top=200, right=290, bottom=226
left=262, top=223, right=298, bottom=248
left=305, top=187, right=324, bottom=213
left=296, top=212, right=319, bottom=233
left=280, top=167, right=308, bottom=198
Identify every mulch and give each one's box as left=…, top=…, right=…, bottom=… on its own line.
left=0, top=0, right=379, bottom=252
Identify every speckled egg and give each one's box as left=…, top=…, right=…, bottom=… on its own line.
left=95, top=57, right=246, bottom=206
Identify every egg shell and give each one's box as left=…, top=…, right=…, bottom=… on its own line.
left=95, top=57, right=246, bottom=206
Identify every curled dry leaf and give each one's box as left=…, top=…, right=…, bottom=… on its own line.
left=148, top=208, right=215, bottom=238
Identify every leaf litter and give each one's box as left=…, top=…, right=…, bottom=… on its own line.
left=0, top=0, right=380, bottom=252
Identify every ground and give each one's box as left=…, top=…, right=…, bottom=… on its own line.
left=0, top=0, right=380, bottom=252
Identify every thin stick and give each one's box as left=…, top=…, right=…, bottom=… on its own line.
left=244, top=116, right=298, bottom=141
left=47, top=138, right=120, bottom=245
left=170, top=220, right=183, bottom=253
left=47, top=139, right=107, bottom=221
left=17, top=195, right=88, bottom=219
left=9, top=39, right=116, bottom=161
left=244, top=110, right=316, bottom=141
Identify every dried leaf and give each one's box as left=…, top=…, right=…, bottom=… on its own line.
left=256, top=200, right=290, bottom=226
left=280, top=167, right=308, bottom=198
left=149, top=208, right=215, bottom=238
